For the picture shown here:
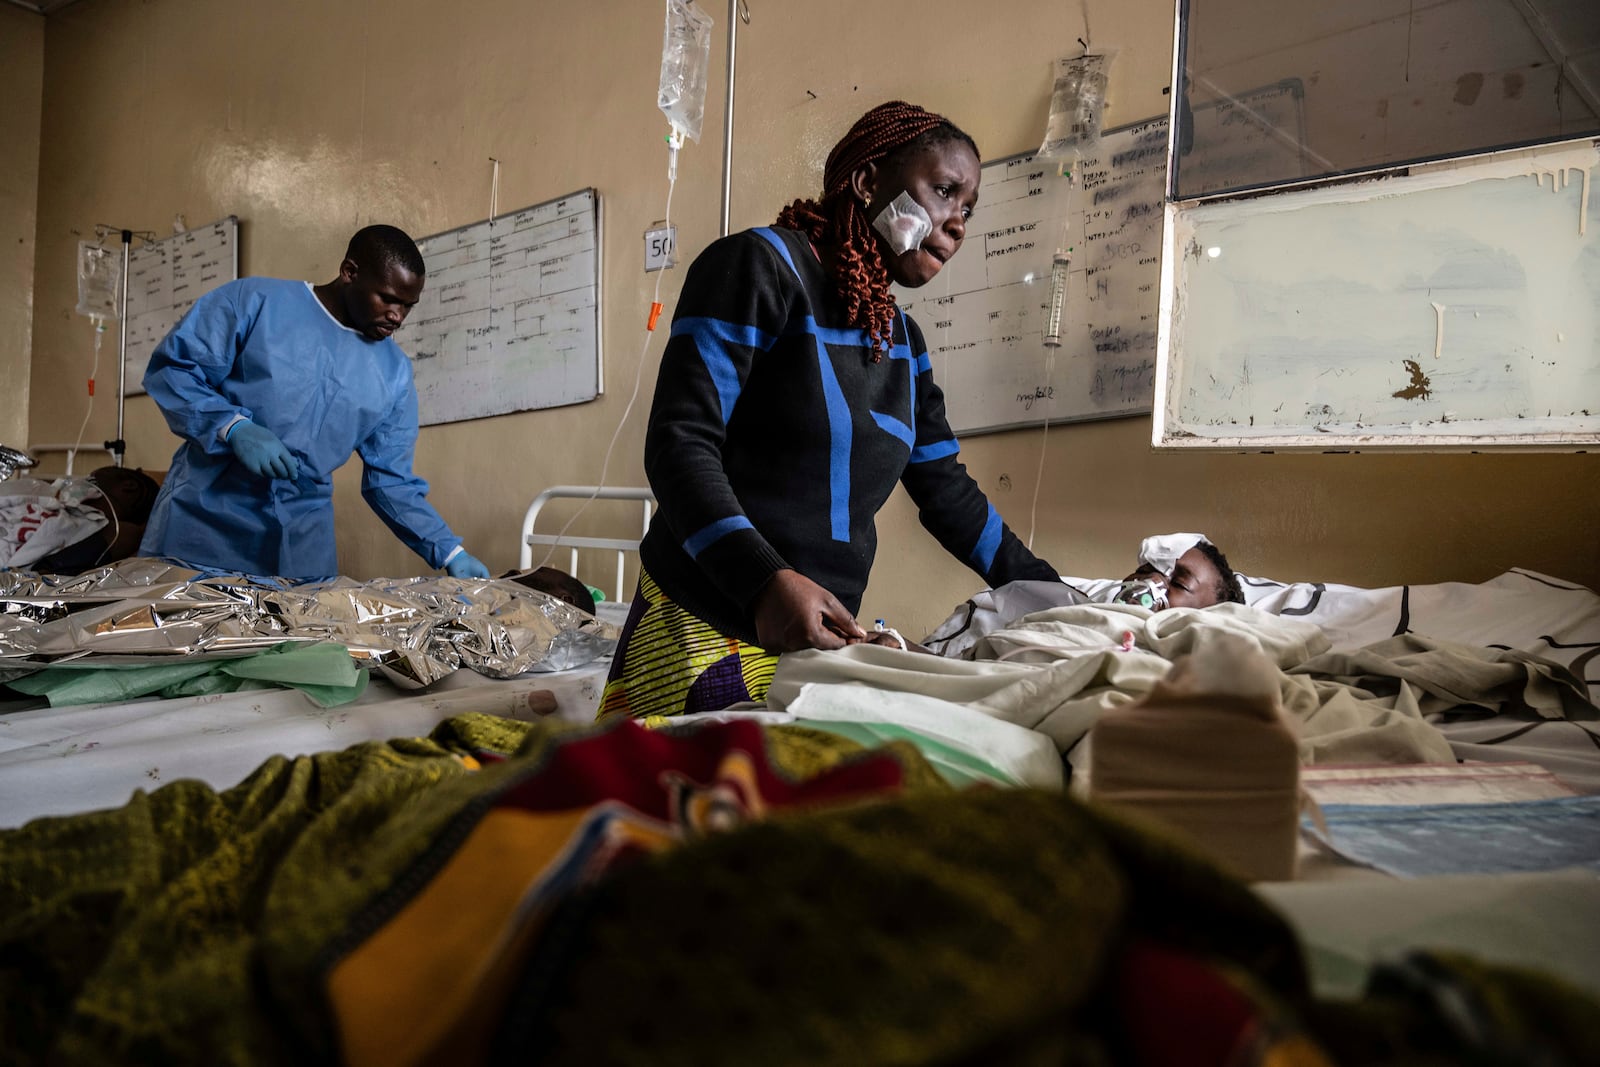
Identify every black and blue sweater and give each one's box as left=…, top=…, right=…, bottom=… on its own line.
left=640, top=226, right=1059, bottom=645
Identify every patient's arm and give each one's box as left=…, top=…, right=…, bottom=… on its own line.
left=848, top=629, right=935, bottom=655
left=103, top=520, right=147, bottom=563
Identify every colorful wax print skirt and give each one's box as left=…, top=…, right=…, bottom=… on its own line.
left=598, top=567, right=779, bottom=721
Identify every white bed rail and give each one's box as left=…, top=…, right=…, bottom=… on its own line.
left=25, top=443, right=117, bottom=478
left=519, top=485, right=655, bottom=602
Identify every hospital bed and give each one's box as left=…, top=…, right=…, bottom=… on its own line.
left=3, top=489, right=1599, bottom=1064
left=5, top=482, right=1596, bottom=849
left=12, top=483, right=1587, bottom=825
left=0, top=484, right=656, bottom=830
left=518, top=483, right=655, bottom=603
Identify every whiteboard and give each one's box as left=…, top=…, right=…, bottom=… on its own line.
left=1155, top=138, right=1600, bottom=450
left=122, top=217, right=239, bottom=396
left=894, top=80, right=1306, bottom=436
left=408, top=189, right=602, bottom=427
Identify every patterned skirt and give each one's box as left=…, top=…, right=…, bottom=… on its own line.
left=597, top=568, right=780, bottom=721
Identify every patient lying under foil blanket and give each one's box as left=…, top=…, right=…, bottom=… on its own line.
left=0, top=558, right=620, bottom=690
left=0, top=467, right=161, bottom=575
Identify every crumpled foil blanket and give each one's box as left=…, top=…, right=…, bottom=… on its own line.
left=0, top=444, right=39, bottom=482
left=0, top=557, right=620, bottom=689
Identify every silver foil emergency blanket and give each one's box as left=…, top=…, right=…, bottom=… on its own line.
left=0, top=557, right=619, bottom=689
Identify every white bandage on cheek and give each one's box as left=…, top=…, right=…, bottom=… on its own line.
left=870, top=191, right=933, bottom=256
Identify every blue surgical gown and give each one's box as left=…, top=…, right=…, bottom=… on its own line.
left=139, top=278, right=461, bottom=579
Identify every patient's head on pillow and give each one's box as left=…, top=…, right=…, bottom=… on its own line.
left=505, top=566, right=598, bottom=614
left=87, top=466, right=160, bottom=524
left=1123, top=540, right=1244, bottom=609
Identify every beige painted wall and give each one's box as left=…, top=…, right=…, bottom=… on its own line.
left=27, top=0, right=1598, bottom=639
left=1, top=6, right=44, bottom=448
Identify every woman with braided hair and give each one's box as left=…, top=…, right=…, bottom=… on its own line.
left=599, top=101, right=1061, bottom=721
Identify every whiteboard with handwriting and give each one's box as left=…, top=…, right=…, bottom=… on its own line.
left=895, top=80, right=1304, bottom=436
left=122, top=217, right=238, bottom=396
left=892, top=132, right=1162, bottom=436
left=408, top=189, right=602, bottom=426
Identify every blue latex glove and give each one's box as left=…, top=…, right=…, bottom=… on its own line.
left=227, top=419, right=299, bottom=480
left=444, top=550, right=491, bottom=579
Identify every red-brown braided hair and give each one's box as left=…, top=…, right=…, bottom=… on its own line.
left=775, top=101, right=979, bottom=357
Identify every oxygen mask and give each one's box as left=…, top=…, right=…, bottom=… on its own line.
left=1113, top=578, right=1168, bottom=612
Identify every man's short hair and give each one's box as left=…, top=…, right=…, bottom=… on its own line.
left=346, top=224, right=425, bottom=278
left=1197, top=541, right=1245, bottom=605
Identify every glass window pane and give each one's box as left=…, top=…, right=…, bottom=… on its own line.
left=1174, top=0, right=1600, bottom=198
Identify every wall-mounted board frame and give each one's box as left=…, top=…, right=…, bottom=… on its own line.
left=896, top=79, right=1306, bottom=436
left=408, top=189, right=603, bottom=427
left=1153, top=138, right=1600, bottom=450
left=121, top=217, right=239, bottom=396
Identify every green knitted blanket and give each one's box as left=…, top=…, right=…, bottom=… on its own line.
left=1, top=712, right=1595, bottom=1067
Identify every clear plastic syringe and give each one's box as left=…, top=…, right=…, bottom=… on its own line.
left=1042, top=247, right=1071, bottom=347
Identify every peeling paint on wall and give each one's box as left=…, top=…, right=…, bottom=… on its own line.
left=1392, top=359, right=1432, bottom=401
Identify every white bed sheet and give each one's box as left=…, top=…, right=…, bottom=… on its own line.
left=933, top=568, right=1600, bottom=790
left=1257, top=868, right=1600, bottom=998
left=0, top=601, right=625, bottom=830
left=1239, top=568, right=1600, bottom=791
left=1238, top=567, right=1599, bottom=673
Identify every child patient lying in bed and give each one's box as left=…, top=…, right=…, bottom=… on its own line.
left=893, top=533, right=1245, bottom=657
left=1, top=466, right=161, bottom=576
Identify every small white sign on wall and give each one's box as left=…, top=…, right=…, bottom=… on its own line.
left=644, top=223, right=676, bottom=272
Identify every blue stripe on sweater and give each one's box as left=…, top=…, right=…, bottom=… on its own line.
left=683, top=515, right=755, bottom=558
left=751, top=227, right=800, bottom=277
left=910, top=438, right=960, bottom=463
left=753, top=235, right=889, bottom=544
left=813, top=337, right=854, bottom=541
left=871, top=411, right=914, bottom=447
left=971, top=504, right=1002, bottom=572
left=671, top=317, right=775, bottom=424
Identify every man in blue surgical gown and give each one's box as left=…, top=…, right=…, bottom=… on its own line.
left=139, top=225, right=491, bottom=582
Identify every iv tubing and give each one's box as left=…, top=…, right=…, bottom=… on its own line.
left=1026, top=349, right=1054, bottom=551
left=534, top=137, right=680, bottom=572
left=70, top=320, right=106, bottom=476
left=114, top=230, right=130, bottom=466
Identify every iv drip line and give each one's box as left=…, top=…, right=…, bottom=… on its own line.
left=534, top=1, right=725, bottom=576
left=534, top=132, right=682, bottom=572
left=1027, top=216, right=1072, bottom=550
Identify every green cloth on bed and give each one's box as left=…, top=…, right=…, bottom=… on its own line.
left=1, top=712, right=1598, bottom=1067
left=500, top=794, right=1600, bottom=1067
left=4, top=640, right=367, bottom=707
left=799, top=718, right=1032, bottom=788
left=0, top=714, right=919, bottom=1066
left=0, top=713, right=532, bottom=1065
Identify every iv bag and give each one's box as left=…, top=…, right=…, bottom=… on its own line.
left=1037, top=51, right=1116, bottom=160
left=76, top=241, right=121, bottom=320
left=658, top=0, right=713, bottom=142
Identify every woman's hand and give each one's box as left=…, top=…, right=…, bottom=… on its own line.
left=752, top=569, right=866, bottom=652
